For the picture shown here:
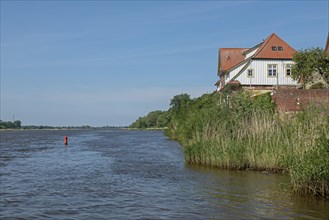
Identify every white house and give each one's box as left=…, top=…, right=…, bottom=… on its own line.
left=216, top=33, right=298, bottom=92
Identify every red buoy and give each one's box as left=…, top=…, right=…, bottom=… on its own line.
left=64, top=136, right=68, bottom=145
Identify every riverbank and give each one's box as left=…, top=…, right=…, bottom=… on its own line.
left=127, top=127, right=167, bottom=131
left=164, top=91, right=329, bottom=198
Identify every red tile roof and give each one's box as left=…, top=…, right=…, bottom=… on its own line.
left=218, top=33, right=296, bottom=74
left=253, top=33, right=296, bottom=59
left=219, top=48, right=248, bottom=71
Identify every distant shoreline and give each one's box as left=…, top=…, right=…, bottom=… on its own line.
left=0, top=127, right=128, bottom=131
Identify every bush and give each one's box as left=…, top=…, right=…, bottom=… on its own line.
left=129, top=110, right=170, bottom=129
left=309, top=82, right=325, bottom=89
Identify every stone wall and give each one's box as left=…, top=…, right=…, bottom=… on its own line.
left=272, top=89, right=329, bottom=111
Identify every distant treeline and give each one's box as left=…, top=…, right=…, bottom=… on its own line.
left=0, top=120, right=92, bottom=130
left=0, top=120, right=22, bottom=129
left=22, top=125, right=94, bottom=130
left=0, top=120, right=123, bottom=130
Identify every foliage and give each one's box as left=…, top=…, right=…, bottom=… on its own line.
left=166, top=92, right=222, bottom=141
left=156, top=111, right=171, bottom=128
left=290, top=110, right=329, bottom=198
left=164, top=91, right=328, bottom=198
left=166, top=91, right=275, bottom=144
left=290, top=132, right=329, bottom=198
left=0, top=120, right=108, bottom=130
left=221, top=82, right=242, bottom=93
left=0, top=120, right=21, bottom=129
left=292, top=47, right=329, bottom=85
left=169, top=93, right=191, bottom=115
left=130, top=90, right=329, bottom=197
left=129, top=110, right=170, bottom=129
left=309, top=82, right=325, bottom=89
left=21, top=125, right=95, bottom=129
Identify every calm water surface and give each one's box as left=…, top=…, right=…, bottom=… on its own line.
left=0, top=129, right=328, bottom=219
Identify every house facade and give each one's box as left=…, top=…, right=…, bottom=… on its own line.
left=216, top=33, right=298, bottom=92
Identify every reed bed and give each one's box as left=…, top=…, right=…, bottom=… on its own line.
left=168, top=92, right=329, bottom=198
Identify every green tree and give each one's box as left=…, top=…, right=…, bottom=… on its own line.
left=292, top=47, right=329, bottom=86
left=13, top=120, right=22, bottom=129
left=145, top=110, right=163, bottom=128
left=130, top=117, right=147, bottom=128
left=0, top=120, right=6, bottom=129
left=0, top=120, right=22, bottom=129
left=169, top=93, right=191, bottom=114
left=156, top=111, right=171, bottom=128
left=129, top=110, right=170, bottom=129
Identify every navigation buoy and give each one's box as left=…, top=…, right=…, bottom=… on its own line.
left=64, top=136, right=68, bottom=145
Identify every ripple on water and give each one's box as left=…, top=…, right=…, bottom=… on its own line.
left=0, top=130, right=328, bottom=219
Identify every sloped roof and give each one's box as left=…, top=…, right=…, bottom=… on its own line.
left=253, top=33, right=296, bottom=59
left=219, top=48, right=248, bottom=71
left=218, top=33, right=296, bottom=76
left=231, top=59, right=252, bottom=81
left=242, top=42, right=263, bottom=56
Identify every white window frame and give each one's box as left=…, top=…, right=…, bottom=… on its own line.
left=268, top=64, right=277, bottom=77
left=247, top=69, right=254, bottom=78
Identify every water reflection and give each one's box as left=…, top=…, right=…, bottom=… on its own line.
left=187, top=166, right=328, bottom=219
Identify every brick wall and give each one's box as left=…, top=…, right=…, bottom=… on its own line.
left=272, top=89, right=329, bottom=111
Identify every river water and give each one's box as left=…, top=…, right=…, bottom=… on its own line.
left=0, top=129, right=328, bottom=219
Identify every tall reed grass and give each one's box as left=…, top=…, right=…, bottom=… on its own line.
left=167, top=92, right=329, bottom=198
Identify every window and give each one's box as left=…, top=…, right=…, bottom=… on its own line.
left=272, top=46, right=277, bottom=51
left=268, top=64, right=277, bottom=77
left=278, top=46, right=283, bottom=51
left=247, top=69, right=254, bottom=78
left=286, top=64, right=292, bottom=76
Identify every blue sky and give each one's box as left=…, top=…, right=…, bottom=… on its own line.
left=1, top=1, right=328, bottom=126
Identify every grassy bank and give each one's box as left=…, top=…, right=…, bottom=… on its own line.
left=164, top=91, right=329, bottom=198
